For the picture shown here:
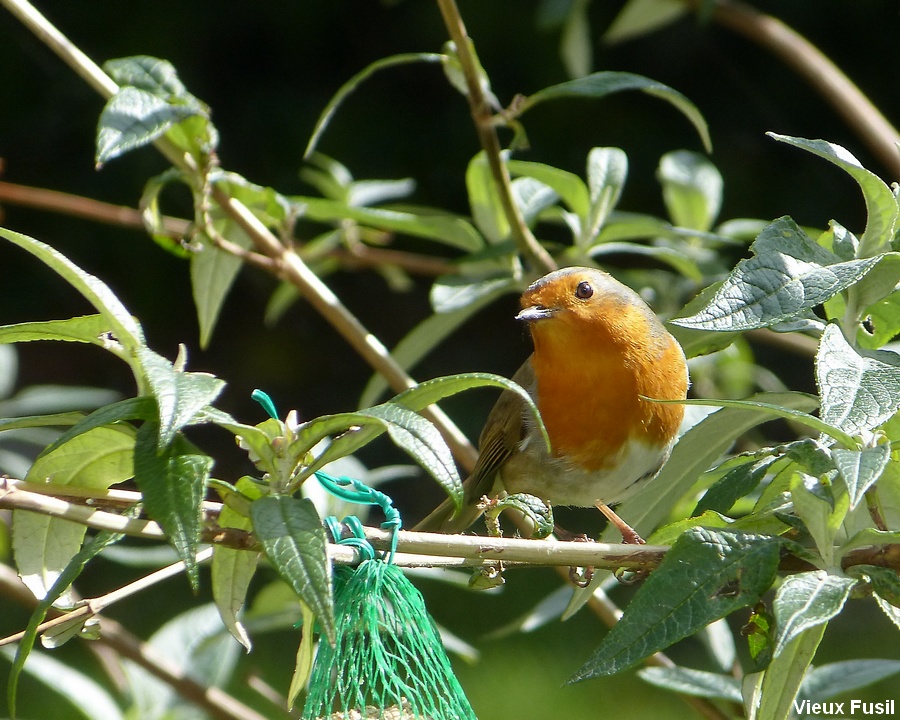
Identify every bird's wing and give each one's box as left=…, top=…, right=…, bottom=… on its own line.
left=464, top=358, right=533, bottom=504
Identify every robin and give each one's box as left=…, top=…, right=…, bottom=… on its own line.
left=415, top=266, right=689, bottom=541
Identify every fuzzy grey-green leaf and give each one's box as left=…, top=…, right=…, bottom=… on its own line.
left=772, top=570, right=856, bottom=658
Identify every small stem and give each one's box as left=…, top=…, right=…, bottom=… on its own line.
left=435, top=0, right=556, bottom=274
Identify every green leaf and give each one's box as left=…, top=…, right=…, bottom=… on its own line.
left=14, top=425, right=136, bottom=602
left=134, top=422, right=211, bottom=589
left=250, top=495, right=334, bottom=643
left=0, top=228, right=143, bottom=352
left=520, top=71, right=711, bottom=153
left=103, top=55, right=191, bottom=100
left=589, top=241, right=703, bottom=282
left=790, top=473, right=849, bottom=567
left=672, top=217, right=880, bottom=331
left=361, top=403, right=459, bottom=500
left=637, top=666, right=742, bottom=703
left=583, top=147, right=628, bottom=244
left=603, top=0, right=687, bottom=45
left=861, top=288, right=900, bottom=350
left=2, top=647, right=124, bottom=720
left=297, top=196, right=484, bottom=252
left=211, top=477, right=262, bottom=652
left=769, top=134, right=898, bottom=257
left=848, top=564, right=900, bottom=608
left=466, top=151, right=509, bottom=243
left=772, top=570, right=856, bottom=658
left=559, top=0, right=592, bottom=78
left=0, top=315, right=115, bottom=347
left=569, top=528, right=779, bottom=681
left=0, top=412, right=85, bottom=433
left=817, top=323, right=900, bottom=436
left=507, top=159, right=590, bottom=218
left=96, top=86, right=199, bottom=165
left=191, top=224, right=252, bottom=348
left=802, top=659, right=900, bottom=701
left=304, top=53, right=444, bottom=158
left=137, top=347, right=225, bottom=447
left=693, top=456, right=777, bottom=516
left=833, top=445, right=890, bottom=510
left=288, top=601, right=317, bottom=709
left=8, top=525, right=124, bottom=718
left=756, top=624, right=826, bottom=720
left=138, top=168, right=192, bottom=257
left=429, top=273, right=516, bottom=314
left=39, top=397, right=155, bottom=457
left=658, top=150, right=722, bottom=232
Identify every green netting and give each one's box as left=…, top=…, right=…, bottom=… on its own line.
left=302, top=560, right=477, bottom=720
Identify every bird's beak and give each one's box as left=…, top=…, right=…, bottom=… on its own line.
left=516, top=305, right=556, bottom=323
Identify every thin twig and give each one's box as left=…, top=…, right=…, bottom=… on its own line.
left=435, top=0, right=556, bottom=274
left=706, top=0, right=900, bottom=179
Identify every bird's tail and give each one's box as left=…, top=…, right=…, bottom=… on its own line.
left=412, top=494, right=484, bottom=534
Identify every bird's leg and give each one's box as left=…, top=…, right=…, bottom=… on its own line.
left=596, top=502, right=645, bottom=545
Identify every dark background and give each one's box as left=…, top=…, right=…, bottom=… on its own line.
left=2, top=1, right=900, bottom=718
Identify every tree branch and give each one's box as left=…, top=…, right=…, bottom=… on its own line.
left=435, top=0, right=556, bottom=274
left=706, top=0, right=900, bottom=178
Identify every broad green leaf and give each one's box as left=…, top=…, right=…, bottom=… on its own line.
left=692, top=456, right=778, bottom=516
left=569, top=528, right=779, bottom=681
left=288, top=601, right=317, bottom=709
left=790, top=473, right=849, bottom=567
left=0, top=228, right=143, bottom=351
left=833, top=445, right=890, bottom=509
left=8, top=525, right=124, bottom=718
left=637, top=666, right=741, bottom=703
left=772, top=570, right=856, bottom=657
left=848, top=564, right=900, bottom=608
left=138, top=168, right=192, bottom=257
left=603, top=0, right=687, bottom=45
left=520, top=71, right=711, bottom=153
left=14, top=425, right=136, bottom=602
left=510, top=176, right=559, bottom=225
left=123, top=603, right=242, bottom=720
left=297, top=196, right=484, bottom=252
left=672, top=217, right=880, bottom=331
left=861, top=288, right=900, bottom=350
left=559, top=0, right=591, bottom=78
left=250, top=495, right=334, bottom=643
left=588, top=240, right=703, bottom=282
left=304, top=52, right=443, bottom=158
left=39, top=397, right=155, bottom=457
left=103, top=55, right=190, bottom=99
left=769, top=134, right=898, bottom=257
left=817, top=322, right=900, bottom=436
left=0, top=315, right=115, bottom=347
left=211, top=477, right=262, bottom=652
left=3, top=645, right=124, bottom=720
left=755, top=624, right=826, bottom=720
left=507, top=159, right=590, bottom=218
left=361, top=403, right=459, bottom=498
left=134, top=422, right=211, bottom=589
left=466, top=151, right=509, bottom=243
left=96, top=86, right=199, bottom=165
left=584, top=147, right=628, bottom=244
left=658, top=150, right=723, bottom=231
left=191, top=223, right=252, bottom=348
left=801, top=659, right=900, bottom=701
left=429, top=273, right=516, bottom=314
left=214, top=171, right=291, bottom=228
left=137, top=347, right=225, bottom=447
left=0, top=412, right=84, bottom=433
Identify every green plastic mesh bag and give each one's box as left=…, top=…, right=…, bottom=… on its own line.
left=302, top=559, right=477, bottom=720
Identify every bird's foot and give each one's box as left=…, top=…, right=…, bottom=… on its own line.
left=596, top=502, right=645, bottom=545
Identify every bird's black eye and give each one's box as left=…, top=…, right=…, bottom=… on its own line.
left=574, top=281, right=593, bottom=300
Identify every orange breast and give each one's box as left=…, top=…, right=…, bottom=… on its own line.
left=528, top=302, right=687, bottom=472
